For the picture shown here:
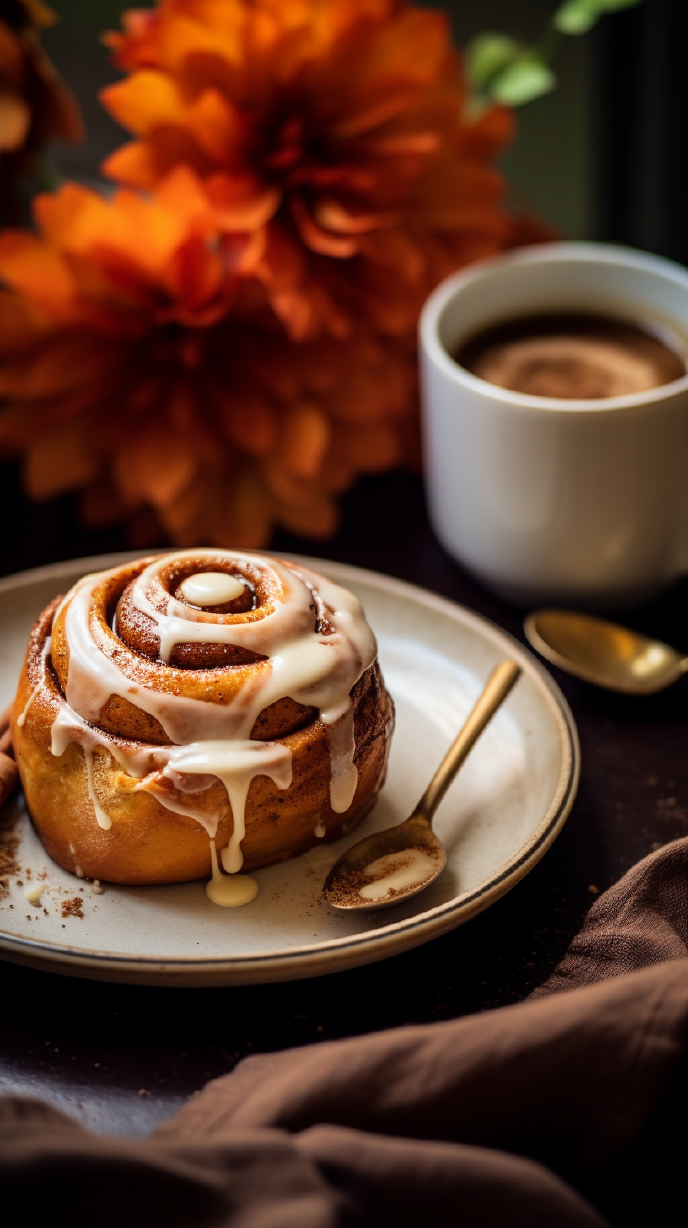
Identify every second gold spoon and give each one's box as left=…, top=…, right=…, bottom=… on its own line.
left=524, top=609, right=688, bottom=694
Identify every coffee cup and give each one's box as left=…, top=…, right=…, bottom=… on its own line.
left=419, top=241, right=688, bottom=608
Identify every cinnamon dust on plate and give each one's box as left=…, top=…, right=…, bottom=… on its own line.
left=60, top=897, right=85, bottom=919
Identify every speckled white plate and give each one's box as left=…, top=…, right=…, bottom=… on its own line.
left=0, top=553, right=579, bottom=986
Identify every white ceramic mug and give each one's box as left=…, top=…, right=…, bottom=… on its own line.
left=420, top=242, right=688, bottom=608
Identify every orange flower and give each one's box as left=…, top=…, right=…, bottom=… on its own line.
left=101, top=0, right=516, bottom=339
left=0, top=168, right=414, bottom=545
left=0, top=0, right=83, bottom=224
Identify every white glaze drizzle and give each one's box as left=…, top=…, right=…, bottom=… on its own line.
left=51, top=702, right=165, bottom=777
left=127, top=552, right=374, bottom=814
left=164, top=740, right=292, bottom=871
left=46, top=551, right=377, bottom=879
left=180, top=571, right=245, bottom=605
left=358, top=849, right=440, bottom=901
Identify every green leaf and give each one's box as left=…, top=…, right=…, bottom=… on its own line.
left=489, top=58, right=557, bottom=106
left=555, top=0, right=602, bottom=34
left=555, top=0, right=643, bottom=36
left=467, top=32, right=521, bottom=88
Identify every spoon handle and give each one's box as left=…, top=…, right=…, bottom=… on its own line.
left=412, top=659, right=522, bottom=826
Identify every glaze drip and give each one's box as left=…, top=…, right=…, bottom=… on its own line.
left=163, top=740, right=292, bottom=872
left=206, top=840, right=259, bottom=907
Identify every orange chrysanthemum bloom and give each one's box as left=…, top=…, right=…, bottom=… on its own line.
left=100, top=0, right=517, bottom=339
left=0, top=0, right=83, bottom=224
left=0, top=168, right=414, bottom=545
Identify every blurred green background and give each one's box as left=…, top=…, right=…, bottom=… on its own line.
left=43, top=0, right=595, bottom=239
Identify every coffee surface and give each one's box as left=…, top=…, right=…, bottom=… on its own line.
left=454, top=312, right=686, bottom=399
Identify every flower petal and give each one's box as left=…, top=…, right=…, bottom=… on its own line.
left=290, top=195, right=358, bottom=258
left=184, top=88, right=244, bottom=163
left=206, top=171, right=280, bottom=230
left=101, top=140, right=161, bottom=188
left=278, top=403, right=331, bottom=479
left=0, top=231, right=75, bottom=309
left=100, top=70, right=187, bottom=135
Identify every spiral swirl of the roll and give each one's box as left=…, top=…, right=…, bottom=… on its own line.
left=49, top=550, right=353, bottom=747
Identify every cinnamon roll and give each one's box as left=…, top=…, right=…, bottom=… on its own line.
left=11, top=552, right=394, bottom=887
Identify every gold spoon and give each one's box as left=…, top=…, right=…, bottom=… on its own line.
left=524, top=609, right=688, bottom=695
left=323, top=659, right=521, bottom=911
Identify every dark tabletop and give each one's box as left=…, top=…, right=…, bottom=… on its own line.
left=1, top=465, right=687, bottom=1136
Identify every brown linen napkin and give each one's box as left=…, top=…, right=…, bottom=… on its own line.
left=3, top=839, right=688, bottom=1227
left=531, top=836, right=688, bottom=994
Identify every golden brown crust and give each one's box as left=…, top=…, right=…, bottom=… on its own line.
left=12, top=558, right=394, bottom=884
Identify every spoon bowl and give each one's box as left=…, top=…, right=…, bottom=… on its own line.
left=323, top=815, right=446, bottom=912
left=524, top=610, right=688, bottom=694
left=323, top=659, right=521, bottom=911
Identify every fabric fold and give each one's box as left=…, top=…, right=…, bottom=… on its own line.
left=297, top=1124, right=609, bottom=1228
left=154, top=958, right=688, bottom=1176
left=532, top=837, right=688, bottom=995
left=0, top=1101, right=339, bottom=1228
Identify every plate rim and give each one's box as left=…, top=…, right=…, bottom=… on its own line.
left=0, top=550, right=580, bottom=985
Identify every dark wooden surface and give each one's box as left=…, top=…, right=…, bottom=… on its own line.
left=1, top=466, right=687, bottom=1136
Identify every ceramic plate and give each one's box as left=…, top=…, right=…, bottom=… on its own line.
left=0, top=553, right=579, bottom=986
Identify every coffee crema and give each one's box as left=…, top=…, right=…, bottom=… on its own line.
left=453, top=312, right=687, bottom=399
